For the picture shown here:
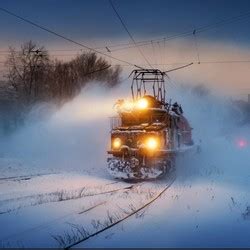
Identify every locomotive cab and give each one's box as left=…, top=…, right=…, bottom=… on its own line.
left=107, top=69, right=194, bottom=180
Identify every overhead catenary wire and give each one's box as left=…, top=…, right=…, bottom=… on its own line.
left=193, top=29, right=200, bottom=64
left=151, top=40, right=157, bottom=66
left=0, top=6, right=143, bottom=69
left=82, top=65, right=112, bottom=76
left=157, top=42, right=162, bottom=70
left=108, top=0, right=153, bottom=68
left=2, top=60, right=250, bottom=66
left=95, top=9, right=250, bottom=53
left=9, top=6, right=250, bottom=54
left=0, top=8, right=250, bottom=56
left=55, top=8, right=250, bottom=54
left=163, top=38, right=167, bottom=71
left=164, top=62, right=194, bottom=73
left=0, top=5, right=250, bottom=69
left=109, top=9, right=250, bottom=52
left=64, top=177, right=176, bottom=249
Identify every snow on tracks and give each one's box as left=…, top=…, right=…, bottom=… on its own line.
left=0, top=172, right=175, bottom=247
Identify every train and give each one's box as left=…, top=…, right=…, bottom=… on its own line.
left=107, top=69, right=194, bottom=180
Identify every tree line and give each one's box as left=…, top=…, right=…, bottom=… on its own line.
left=5, top=40, right=121, bottom=107
left=0, top=40, right=121, bottom=134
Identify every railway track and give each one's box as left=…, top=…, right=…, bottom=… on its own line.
left=0, top=182, right=142, bottom=215
left=0, top=182, right=144, bottom=243
left=0, top=201, right=108, bottom=243
left=64, top=174, right=176, bottom=249
left=0, top=175, right=175, bottom=247
left=0, top=172, right=58, bottom=183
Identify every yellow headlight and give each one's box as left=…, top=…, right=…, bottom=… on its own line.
left=122, top=100, right=134, bottom=111
left=146, top=137, right=158, bottom=150
left=136, top=98, right=148, bottom=109
left=113, top=138, right=122, bottom=149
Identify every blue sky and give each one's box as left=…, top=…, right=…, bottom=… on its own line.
left=1, top=0, right=250, bottom=96
left=0, top=0, right=250, bottom=47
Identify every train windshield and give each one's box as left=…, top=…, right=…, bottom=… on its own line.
left=121, top=109, right=166, bottom=126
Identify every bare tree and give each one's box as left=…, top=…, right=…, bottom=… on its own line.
left=69, top=52, right=121, bottom=87
left=47, top=52, right=122, bottom=103
left=5, top=41, right=122, bottom=107
left=6, top=40, right=50, bottom=105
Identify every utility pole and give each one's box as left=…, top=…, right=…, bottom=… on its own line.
left=31, top=49, right=44, bottom=99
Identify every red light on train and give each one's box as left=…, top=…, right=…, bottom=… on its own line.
left=236, top=138, right=248, bottom=148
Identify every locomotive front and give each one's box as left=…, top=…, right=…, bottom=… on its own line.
left=107, top=69, right=193, bottom=180
left=107, top=95, right=176, bottom=180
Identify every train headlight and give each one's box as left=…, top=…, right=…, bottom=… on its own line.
left=113, top=137, right=122, bottom=149
left=122, top=100, right=134, bottom=111
left=136, top=98, right=148, bottom=109
left=145, top=137, right=158, bottom=150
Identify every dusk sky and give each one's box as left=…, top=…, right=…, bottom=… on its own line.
left=0, top=0, right=250, bottom=46
left=0, top=0, right=250, bottom=96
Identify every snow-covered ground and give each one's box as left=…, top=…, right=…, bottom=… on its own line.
left=0, top=84, right=250, bottom=248
left=0, top=161, right=171, bottom=248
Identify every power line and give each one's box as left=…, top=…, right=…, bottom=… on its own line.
left=197, top=10, right=250, bottom=33
left=151, top=40, right=157, bottom=66
left=48, top=8, right=250, bottom=53
left=0, top=8, right=249, bottom=56
left=108, top=0, right=153, bottom=68
left=165, top=63, right=194, bottom=73
left=197, top=60, right=250, bottom=64
left=113, top=9, right=250, bottom=51
left=157, top=41, right=164, bottom=71
left=0, top=6, right=142, bottom=69
left=0, top=5, right=249, bottom=56
left=110, top=60, right=250, bottom=66
left=45, top=8, right=249, bottom=54
left=2, top=60, right=250, bottom=66
left=88, top=9, right=250, bottom=53
left=163, top=38, right=167, bottom=71
left=0, top=5, right=250, bottom=70
left=83, top=65, right=112, bottom=76
left=193, top=29, right=200, bottom=64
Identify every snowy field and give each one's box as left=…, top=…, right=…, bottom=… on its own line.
left=0, top=159, right=175, bottom=248
left=0, top=84, right=250, bottom=248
